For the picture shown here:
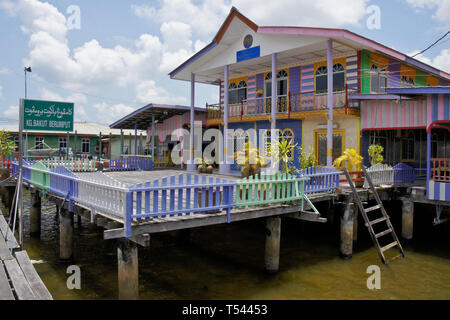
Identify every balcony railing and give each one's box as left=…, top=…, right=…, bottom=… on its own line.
left=431, top=158, right=450, bottom=182
left=207, top=87, right=358, bottom=120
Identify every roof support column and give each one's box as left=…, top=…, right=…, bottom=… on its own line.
left=220, top=65, right=230, bottom=174
left=187, top=73, right=196, bottom=171
left=151, top=114, right=155, bottom=166
left=271, top=53, right=277, bottom=132
left=327, top=39, right=334, bottom=167
left=120, top=129, right=123, bottom=157
left=134, top=120, right=138, bottom=167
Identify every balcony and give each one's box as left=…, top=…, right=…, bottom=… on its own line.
left=207, top=88, right=359, bottom=121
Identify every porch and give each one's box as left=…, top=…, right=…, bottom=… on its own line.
left=207, top=88, right=359, bottom=121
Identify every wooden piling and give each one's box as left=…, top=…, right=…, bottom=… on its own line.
left=401, top=199, right=414, bottom=240
left=353, top=203, right=358, bottom=243
left=59, top=208, right=74, bottom=261
left=340, top=200, right=354, bottom=259
left=265, top=216, right=281, bottom=273
left=117, top=238, right=139, bottom=300
left=30, top=191, right=41, bottom=236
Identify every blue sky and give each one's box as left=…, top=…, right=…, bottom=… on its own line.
left=0, top=0, right=449, bottom=126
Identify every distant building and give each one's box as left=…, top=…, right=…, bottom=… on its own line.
left=1, top=122, right=146, bottom=159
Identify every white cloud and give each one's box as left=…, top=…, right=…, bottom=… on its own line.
left=3, top=105, right=18, bottom=119
left=132, top=0, right=370, bottom=39
left=135, top=80, right=187, bottom=105
left=92, top=102, right=135, bottom=124
left=0, top=67, right=9, bottom=75
left=405, top=0, right=450, bottom=25
left=409, top=48, right=450, bottom=73
left=39, top=88, right=90, bottom=122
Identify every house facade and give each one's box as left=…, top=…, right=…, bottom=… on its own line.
left=169, top=7, right=450, bottom=174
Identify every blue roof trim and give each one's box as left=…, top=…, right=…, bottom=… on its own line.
left=386, top=87, right=450, bottom=95
left=169, top=41, right=218, bottom=78
left=405, top=57, right=442, bottom=75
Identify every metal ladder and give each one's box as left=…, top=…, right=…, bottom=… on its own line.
left=343, top=167, right=405, bottom=264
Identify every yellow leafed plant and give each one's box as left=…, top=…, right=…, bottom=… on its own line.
left=333, top=148, right=363, bottom=171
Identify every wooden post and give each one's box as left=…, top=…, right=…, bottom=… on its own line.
left=353, top=203, right=359, bottom=243
left=59, top=208, right=74, bottom=260
left=99, top=132, right=102, bottom=159
left=265, top=216, right=281, bottom=273
left=30, top=191, right=41, bottom=236
left=340, top=199, right=354, bottom=259
left=401, top=199, right=414, bottom=240
left=117, top=238, right=139, bottom=300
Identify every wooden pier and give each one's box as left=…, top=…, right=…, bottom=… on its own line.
left=4, top=161, right=445, bottom=299
left=0, top=211, right=52, bottom=300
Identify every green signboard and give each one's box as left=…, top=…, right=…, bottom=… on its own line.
left=23, top=99, right=74, bottom=131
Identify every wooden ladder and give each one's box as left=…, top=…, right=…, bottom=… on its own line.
left=343, top=167, right=405, bottom=264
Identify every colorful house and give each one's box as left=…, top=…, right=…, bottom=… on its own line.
left=169, top=7, right=450, bottom=174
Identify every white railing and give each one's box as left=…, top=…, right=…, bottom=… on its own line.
left=364, top=163, right=394, bottom=187
left=42, top=157, right=97, bottom=172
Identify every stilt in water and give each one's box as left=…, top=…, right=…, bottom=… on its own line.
left=59, top=208, right=74, bottom=261
left=265, top=216, right=281, bottom=273
left=340, top=198, right=354, bottom=259
left=30, top=191, right=41, bottom=236
left=353, top=203, right=359, bottom=243
left=117, top=238, right=139, bottom=300
left=401, top=199, right=414, bottom=240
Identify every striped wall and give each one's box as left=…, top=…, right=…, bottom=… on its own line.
left=428, top=180, right=450, bottom=201
left=247, top=75, right=257, bottom=113
left=301, top=64, right=314, bottom=110
left=153, top=112, right=206, bottom=142
left=361, top=99, right=427, bottom=130
left=427, top=94, right=450, bottom=129
left=289, top=66, right=301, bottom=94
left=346, top=55, right=358, bottom=89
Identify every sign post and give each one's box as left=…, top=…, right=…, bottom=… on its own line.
left=16, top=99, right=74, bottom=248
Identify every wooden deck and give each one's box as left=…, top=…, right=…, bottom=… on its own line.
left=0, top=212, right=52, bottom=300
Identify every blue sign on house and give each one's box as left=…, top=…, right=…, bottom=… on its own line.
left=237, top=46, right=260, bottom=63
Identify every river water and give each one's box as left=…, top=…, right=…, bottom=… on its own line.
left=3, top=190, right=449, bottom=300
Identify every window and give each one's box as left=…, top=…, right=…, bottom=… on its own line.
left=401, top=133, right=415, bottom=161
left=82, top=138, right=90, bottom=153
left=59, top=137, right=67, bottom=149
left=262, top=129, right=295, bottom=160
left=282, top=129, right=294, bottom=160
left=401, top=76, right=414, bottom=87
left=333, top=63, right=345, bottom=91
left=315, top=66, right=328, bottom=93
left=315, top=131, right=344, bottom=166
left=265, top=70, right=289, bottom=97
left=228, top=80, right=247, bottom=104
left=315, top=64, right=346, bottom=93
left=370, top=64, right=387, bottom=93
left=408, top=77, right=415, bottom=87
left=431, top=133, right=438, bottom=158
left=234, top=131, right=249, bottom=164
left=35, top=137, right=44, bottom=150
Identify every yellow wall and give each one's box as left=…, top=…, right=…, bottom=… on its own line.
left=302, top=115, right=360, bottom=157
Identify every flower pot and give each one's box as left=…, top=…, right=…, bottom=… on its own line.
left=206, top=166, right=214, bottom=174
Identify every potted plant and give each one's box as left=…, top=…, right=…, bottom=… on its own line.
left=333, top=148, right=364, bottom=187
left=0, top=130, right=16, bottom=181
left=196, top=157, right=212, bottom=174
left=235, top=142, right=267, bottom=179
left=368, top=144, right=384, bottom=166
left=267, top=138, right=298, bottom=175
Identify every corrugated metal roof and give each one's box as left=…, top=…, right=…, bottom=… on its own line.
left=0, top=122, right=146, bottom=136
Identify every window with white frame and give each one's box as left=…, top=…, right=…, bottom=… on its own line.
left=282, top=129, right=294, bottom=160
left=401, top=75, right=415, bottom=87
left=277, top=70, right=288, bottom=96
left=262, top=129, right=294, bottom=159
left=59, top=137, right=67, bottom=149
left=35, top=137, right=44, bottom=150
left=333, top=63, right=345, bottom=91
left=315, top=66, right=328, bottom=93
left=82, top=138, right=90, bottom=153
left=228, top=80, right=247, bottom=104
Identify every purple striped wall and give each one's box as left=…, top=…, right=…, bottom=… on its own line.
left=289, top=66, right=301, bottom=94
left=428, top=94, right=450, bottom=129
left=346, top=55, right=358, bottom=89
left=389, top=60, right=401, bottom=87
left=256, top=73, right=264, bottom=92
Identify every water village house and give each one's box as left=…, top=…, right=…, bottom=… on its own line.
left=167, top=7, right=450, bottom=174
left=0, top=122, right=147, bottom=160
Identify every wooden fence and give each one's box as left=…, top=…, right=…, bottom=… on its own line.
left=294, top=166, right=341, bottom=194
left=126, top=174, right=235, bottom=237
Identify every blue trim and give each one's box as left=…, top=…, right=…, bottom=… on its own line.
left=405, top=57, right=442, bottom=76
left=432, top=95, right=438, bottom=123
left=445, top=95, right=450, bottom=120
left=387, top=87, right=450, bottom=95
